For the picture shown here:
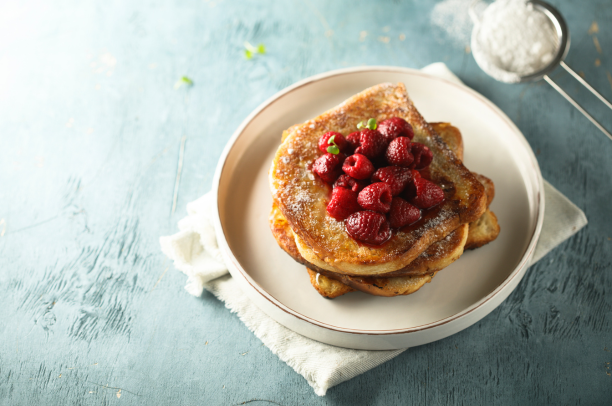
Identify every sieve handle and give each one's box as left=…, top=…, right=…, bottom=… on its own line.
left=544, top=74, right=612, bottom=142
left=560, top=62, right=612, bottom=111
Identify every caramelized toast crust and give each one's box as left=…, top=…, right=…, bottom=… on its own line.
left=270, top=83, right=486, bottom=275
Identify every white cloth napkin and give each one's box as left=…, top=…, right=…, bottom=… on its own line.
left=159, top=63, right=588, bottom=396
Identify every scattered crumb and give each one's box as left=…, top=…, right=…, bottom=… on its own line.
left=92, top=52, right=116, bottom=76
left=58, top=374, right=62, bottom=378
left=595, top=59, right=601, bottom=67
left=359, top=31, right=367, bottom=41
left=116, top=389, right=121, bottom=398
left=205, top=341, right=208, bottom=345
left=579, top=71, right=585, bottom=78
left=399, top=33, right=405, bottom=41
left=378, top=36, right=390, bottom=43
left=241, top=352, right=248, bottom=356
left=223, top=385, right=225, bottom=389
left=588, top=21, right=599, bottom=35
left=465, top=45, right=471, bottom=54
left=593, top=37, right=602, bottom=54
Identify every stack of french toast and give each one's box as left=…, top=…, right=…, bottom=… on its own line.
left=269, top=83, right=500, bottom=299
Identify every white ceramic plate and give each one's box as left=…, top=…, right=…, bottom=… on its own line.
left=213, top=67, right=544, bottom=350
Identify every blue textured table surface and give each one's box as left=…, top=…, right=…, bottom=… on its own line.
left=1, top=0, right=611, bottom=404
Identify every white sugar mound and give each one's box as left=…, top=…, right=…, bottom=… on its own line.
left=473, top=0, right=559, bottom=82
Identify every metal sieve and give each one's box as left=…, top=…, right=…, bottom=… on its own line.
left=470, top=0, right=612, bottom=141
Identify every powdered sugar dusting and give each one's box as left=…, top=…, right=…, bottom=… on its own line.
left=431, top=0, right=474, bottom=46
left=284, top=187, right=315, bottom=219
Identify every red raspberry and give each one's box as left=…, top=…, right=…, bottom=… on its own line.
left=354, top=129, right=386, bottom=159
left=410, top=177, right=445, bottom=209
left=346, top=131, right=361, bottom=151
left=318, top=131, right=350, bottom=154
left=326, top=187, right=361, bottom=220
left=312, top=153, right=344, bottom=184
left=342, top=153, right=374, bottom=180
left=402, top=170, right=422, bottom=201
left=371, top=166, right=414, bottom=196
left=378, top=117, right=414, bottom=143
left=346, top=211, right=392, bottom=245
left=333, top=174, right=368, bottom=193
left=419, top=167, right=432, bottom=180
left=357, top=183, right=393, bottom=213
left=389, top=197, right=421, bottom=228
left=410, top=143, right=433, bottom=169
left=386, top=137, right=414, bottom=167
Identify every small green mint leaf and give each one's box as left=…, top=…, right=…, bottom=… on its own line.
left=327, top=145, right=339, bottom=154
left=244, top=49, right=253, bottom=59
left=328, top=135, right=336, bottom=145
left=257, top=44, right=266, bottom=54
left=174, top=76, right=194, bottom=89
left=357, top=121, right=365, bottom=129
left=367, top=118, right=377, bottom=130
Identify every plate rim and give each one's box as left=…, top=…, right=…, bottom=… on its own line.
left=212, top=65, right=545, bottom=336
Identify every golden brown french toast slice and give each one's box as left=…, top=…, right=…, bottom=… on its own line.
left=270, top=83, right=487, bottom=276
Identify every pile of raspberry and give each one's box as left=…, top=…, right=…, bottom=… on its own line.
left=311, top=117, right=444, bottom=246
